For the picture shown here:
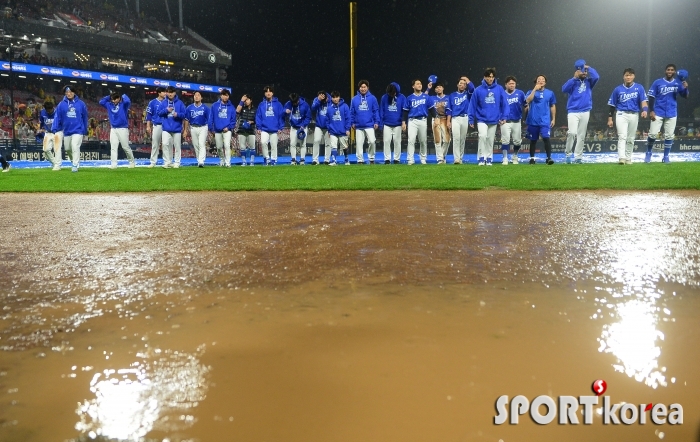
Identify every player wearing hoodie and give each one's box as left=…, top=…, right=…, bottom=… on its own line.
left=467, top=68, right=509, bottom=166
left=209, top=89, right=236, bottom=167
left=327, top=91, right=351, bottom=166
left=311, top=91, right=331, bottom=165
left=38, top=101, right=61, bottom=170
left=157, top=86, right=187, bottom=168
left=51, top=85, right=88, bottom=172
left=285, top=93, right=311, bottom=165
left=379, top=82, right=406, bottom=164
left=99, top=92, right=136, bottom=169
left=350, top=80, right=380, bottom=164
left=562, top=60, right=600, bottom=163
left=255, top=85, right=286, bottom=165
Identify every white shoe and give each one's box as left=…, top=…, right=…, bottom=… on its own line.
left=147, top=162, right=155, bottom=168
left=478, top=161, right=485, bottom=166
left=162, top=163, right=171, bottom=169
left=173, top=163, right=180, bottom=169
left=512, top=155, right=519, bottom=165
left=109, top=164, right=117, bottom=169
left=420, top=159, right=427, bottom=165
left=2, top=164, right=10, bottom=172
left=502, top=157, right=508, bottom=165
left=52, top=164, right=61, bottom=171
left=128, top=161, right=135, bottom=169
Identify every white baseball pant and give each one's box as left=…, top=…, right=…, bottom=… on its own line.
left=162, top=131, right=182, bottom=166
left=383, top=125, right=402, bottom=162
left=500, top=120, right=522, bottom=149
left=215, top=131, right=232, bottom=166
left=260, top=131, right=278, bottom=161
left=313, top=127, right=330, bottom=163
left=477, top=122, right=497, bottom=160
left=615, top=112, right=639, bottom=161
left=407, top=118, right=428, bottom=164
left=63, top=134, right=83, bottom=168
left=43, top=131, right=62, bottom=166
left=451, top=115, right=469, bottom=163
left=110, top=127, right=135, bottom=166
left=355, top=127, right=376, bottom=162
left=290, top=127, right=308, bottom=160
left=565, top=111, right=590, bottom=160
left=190, top=125, right=208, bottom=165
left=150, top=124, right=162, bottom=165
left=648, top=116, right=676, bottom=142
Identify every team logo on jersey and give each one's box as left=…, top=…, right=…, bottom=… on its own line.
left=44, top=117, right=54, bottom=126
left=507, top=96, right=520, bottom=105
left=388, top=103, right=398, bottom=112
left=485, top=92, right=495, bottom=104
left=453, top=95, right=467, bottom=106
left=319, top=107, right=327, bottom=116
left=265, top=106, right=275, bottom=117
left=218, top=107, right=227, bottom=118
left=67, top=106, right=77, bottom=118
left=411, top=99, right=426, bottom=108
left=332, top=109, right=342, bottom=121
left=658, top=86, right=678, bottom=95
left=618, top=92, right=639, bottom=102
left=359, top=101, right=368, bottom=111
left=111, top=104, right=120, bottom=113
left=191, top=109, right=205, bottom=118
left=577, top=82, right=587, bottom=94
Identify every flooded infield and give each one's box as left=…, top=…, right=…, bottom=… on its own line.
left=0, top=191, right=699, bottom=442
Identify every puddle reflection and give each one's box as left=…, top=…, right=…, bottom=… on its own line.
left=74, top=346, right=209, bottom=441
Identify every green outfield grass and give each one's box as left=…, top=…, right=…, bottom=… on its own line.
left=2, top=163, right=700, bottom=192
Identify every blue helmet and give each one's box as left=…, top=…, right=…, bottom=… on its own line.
left=574, top=59, right=586, bottom=71
left=677, top=69, right=689, bottom=82
left=428, top=74, right=438, bottom=84
left=297, top=129, right=306, bottom=140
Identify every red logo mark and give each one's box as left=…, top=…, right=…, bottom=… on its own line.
left=592, top=379, right=607, bottom=396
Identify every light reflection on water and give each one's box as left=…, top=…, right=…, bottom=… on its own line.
left=74, top=345, right=209, bottom=441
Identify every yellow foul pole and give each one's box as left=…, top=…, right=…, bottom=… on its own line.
left=349, top=2, right=357, bottom=144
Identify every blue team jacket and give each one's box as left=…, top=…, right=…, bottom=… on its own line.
left=350, top=91, right=379, bottom=129
left=311, top=97, right=330, bottom=129
left=327, top=99, right=351, bottom=136
left=51, top=95, right=88, bottom=136
left=255, top=97, right=286, bottom=132
left=380, top=82, right=407, bottom=127
left=467, top=79, right=508, bottom=125
left=157, top=95, right=187, bottom=133
left=209, top=99, right=236, bottom=132
left=99, top=94, right=131, bottom=129
left=284, top=98, right=311, bottom=129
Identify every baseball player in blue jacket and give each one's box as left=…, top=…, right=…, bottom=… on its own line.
left=467, top=68, right=509, bottom=166
left=607, top=68, right=648, bottom=164
left=208, top=89, right=236, bottom=167
left=501, top=76, right=526, bottom=165
left=562, top=59, right=599, bottom=163
left=157, top=86, right=187, bottom=168
left=350, top=80, right=380, bottom=164
left=51, top=85, right=88, bottom=172
left=379, top=82, right=406, bottom=164
left=311, top=91, right=331, bottom=165
left=184, top=91, right=210, bottom=167
left=255, top=85, right=286, bottom=166
left=99, top=92, right=136, bottom=168
left=525, top=75, right=557, bottom=164
left=327, top=91, right=351, bottom=166
left=645, top=64, right=689, bottom=163
left=145, top=87, right=166, bottom=167
left=38, top=101, right=61, bottom=170
left=285, top=93, right=311, bottom=165
left=446, top=77, right=475, bottom=164
left=403, top=79, right=437, bottom=165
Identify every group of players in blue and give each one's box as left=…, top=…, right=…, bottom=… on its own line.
left=1, top=60, right=688, bottom=172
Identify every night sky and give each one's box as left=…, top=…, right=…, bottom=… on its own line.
left=142, top=0, right=699, bottom=121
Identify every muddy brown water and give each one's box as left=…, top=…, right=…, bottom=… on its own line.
left=0, top=191, right=699, bottom=442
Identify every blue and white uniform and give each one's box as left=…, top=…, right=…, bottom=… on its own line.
left=255, top=97, right=286, bottom=164
left=608, top=82, right=648, bottom=162
left=646, top=76, right=689, bottom=161
left=146, top=95, right=165, bottom=166
left=525, top=88, right=556, bottom=140
left=284, top=98, right=311, bottom=164
left=445, top=84, right=474, bottom=164
left=185, top=102, right=210, bottom=166
left=157, top=94, right=187, bottom=168
left=431, top=94, right=450, bottom=163
left=380, top=83, right=406, bottom=163
left=39, top=108, right=60, bottom=168
left=100, top=94, right=135, bottom=167
left=501, top=89, right=526, bottom=163
left=403, top=92, right=435, bottom=164
left=467, top=79, right=508, bottom=164
left=350, top=90, right=380, bottom=163
left=327, top=98, right=351, bottom=165
left=562, top=66, right=599, bottom=161
left=52, top=93, right=88, bottom=170
left=209, top=98, right=236, bottom=167
left=311, top=96, right=331, bottom=164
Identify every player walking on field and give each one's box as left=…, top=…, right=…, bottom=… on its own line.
left=403, top=79, right=437, bottom=165
left=285, top=93, right=311, bottom=165
left=467, top=68, right=508, bottom=166
left=145, top=86, right=166, bottom=167
left=607, top=68, right=648, bottom=165
left=157, top=86, right=186, bottom=168
left=562, top=60, right=599, bottom=164
left=501, top=76, right=526, bottom=164
left=446, top=77, right=475, bottom=164
left=525, top=75, right=556, bottom=165
left=327, top=91, right=351, bottom=166
left=311, top=91, right=331, bottom=165
left=350, top=80, right=380, bottom=164
left=52, top=85, right=88, bottom=172
left=645, top=64, right=689, bottom=163
left=38, top=101, right=61, bottom=170
left=236, top=94, right=257, bottom=166
left=184, top=91, right=210, bottom=168
left=255, top=85, right=286, bottom=166
left=379, top=82, right=406, bottom=164
left=99, top=92, right=136, bottom=169
left=209, top=89, right=236, bottom=168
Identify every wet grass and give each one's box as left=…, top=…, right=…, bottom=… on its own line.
left=2, top=162, right=700, bottom=192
